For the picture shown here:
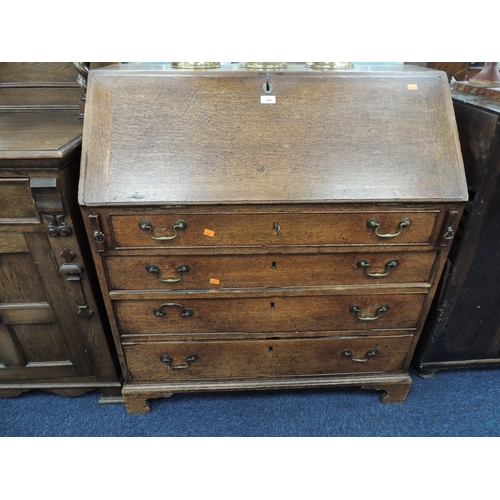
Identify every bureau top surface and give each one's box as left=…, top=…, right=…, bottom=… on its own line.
left=79, top=64, right=467, bottom=206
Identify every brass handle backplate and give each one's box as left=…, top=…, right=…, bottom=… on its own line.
left=139, top=219, right=188, bottom=241
left=160, top=354, right=198, bottom=370
left=366, top=217, right=411, bottom=238
left=342, top=348, right=378, bottom=362
left=153, top=303, right=193, bottom=318
left=146, top=263, right=190, bottom=283
left=356, top=258, right=399, bottom=277
left=349, top=304, right=389, bottom=321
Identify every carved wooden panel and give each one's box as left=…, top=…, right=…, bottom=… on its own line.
left=0, top=178, right=39, bottom=223
left=0, top=231, right=93, bottom=381
left=0, top=109, right=121, bottom=400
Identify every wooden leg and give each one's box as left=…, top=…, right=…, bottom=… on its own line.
left=123, top=390, right=174, bottom=414
left=124, top=394, right=151, bottom=414
left=362, top=380, right=412, bottom=403
left=380, top=383, right=412, bottom=403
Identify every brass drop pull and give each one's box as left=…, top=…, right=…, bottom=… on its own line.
left=444, top=226, right=455, bottom=240
left=342, top=348, right=378, bottom=362
left=356, top=258, right=399, bottom=277
left=366, top=217, right=411, bottom=238
left=160, top=354, right=198, bottom=370
left=138, top=219, right=188, bottom=241
left=349, top=304, right=389, bottom=321
left=153, top=303, right=193, bottom=317
left=146, top=263, right=190, bottom=283
left=93, top=231, right=106, bottom=244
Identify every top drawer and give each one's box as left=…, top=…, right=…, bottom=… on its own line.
left=108, top=210, right=440, bottom=249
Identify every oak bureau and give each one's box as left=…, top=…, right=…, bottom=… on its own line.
left=78, top=63, right=468, bottom=413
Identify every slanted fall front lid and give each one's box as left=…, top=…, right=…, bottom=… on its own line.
left=78, top=64, right=468, bottom=206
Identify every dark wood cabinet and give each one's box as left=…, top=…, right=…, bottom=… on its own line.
left=79, top=63, right=467, bottom=412
left=414, top=91, right=500, bottom=374
left=0, top=65, right=121, bottom=400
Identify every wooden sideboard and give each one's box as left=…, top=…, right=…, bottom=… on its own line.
left=414, top=91, right=500, bottom=375
left=78, top=63, right=467, bottom=412
left=0, top=63, right=121, bottom=401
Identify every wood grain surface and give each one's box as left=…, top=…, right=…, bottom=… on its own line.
left=78, top=65, right=468, bottom=410
left=123, top=335, right=414, bottom=381
left=0, top=109, right=120, bottom=397
left=114, top=292, right=427, bottom=335
left=79, top=65, right=468, bottom=206
left=109, top=210, right=439, bottom=248
left=0, top=112, right=82, bottom=156
left=104, top=250, right=437, bottom=291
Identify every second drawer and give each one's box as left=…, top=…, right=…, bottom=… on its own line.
left=104, top=251, right=438, bottom=290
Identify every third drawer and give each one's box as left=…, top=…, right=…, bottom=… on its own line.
left=114, top=292, right=427, bottom=335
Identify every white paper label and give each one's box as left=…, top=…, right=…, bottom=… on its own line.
left=260, top=96, right=276, bottom=104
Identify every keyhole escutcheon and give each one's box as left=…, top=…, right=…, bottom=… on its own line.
left=262, top=76, right=274, bottom=94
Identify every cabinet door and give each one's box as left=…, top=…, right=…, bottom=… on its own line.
left=0, top=231, right=94, bottom=382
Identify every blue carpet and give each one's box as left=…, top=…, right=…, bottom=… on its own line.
left=1, top=367, right=499, bottom=437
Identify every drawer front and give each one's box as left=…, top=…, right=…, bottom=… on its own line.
left=105, top=251, right=438, bottom=290
left=115, top=293, right=427, bottom=335
left=109, top=211, right=439, bottom=248
left=0, top=179, right=38, bottom=222
left=123, top=335, right=414, bottom=381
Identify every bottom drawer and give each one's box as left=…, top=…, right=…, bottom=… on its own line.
left=123, top=335, right=413, bottom=382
